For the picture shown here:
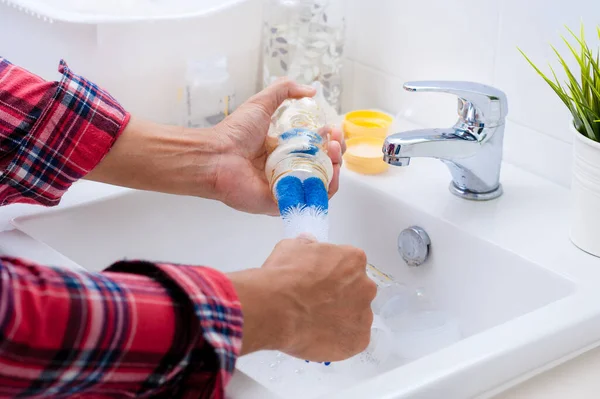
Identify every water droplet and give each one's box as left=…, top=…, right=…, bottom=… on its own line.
left=269, top=362, right=278, bottom=369
left=294, top=368, right=305, bottom=374
left=269, top=376, right=282, bottom=383
left=276, top=352, right=284, bottom=359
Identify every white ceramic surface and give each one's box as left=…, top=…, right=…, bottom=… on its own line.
left=501, top=120, right=573, bottom=188
left=570, top=128, right=600, bottom=257
left=345, top=0, right=499, bottom=130
left=494, top=0, right=600, bottom=143
left=11, top=151, right=600, bottom=398
left=1, top=0, right=252, bottom=23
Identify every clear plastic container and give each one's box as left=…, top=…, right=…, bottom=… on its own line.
left=265, top=83, right=334, bottom=198
left=380, top=288, right=462, bottom=360
left=367, top=264, right=409, bottom=314
left=262, top=0, right=346, bottom=112
left=333, top=314, right=393, bottom=376
left=183, top=56, right=235, bottom=128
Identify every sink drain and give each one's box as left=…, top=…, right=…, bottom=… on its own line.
left=397, top=226, right=430, bottom=267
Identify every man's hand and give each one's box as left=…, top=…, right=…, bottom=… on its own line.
left=213, top=78, right=345, bottom=215
left=228, top=237, right=376, bottom=361
left=87, top=78, right=345, bottom=216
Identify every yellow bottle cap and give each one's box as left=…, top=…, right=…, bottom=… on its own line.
left=343, top=110, right=393, bottom=140
left=344, top=136, right=389, bottom=175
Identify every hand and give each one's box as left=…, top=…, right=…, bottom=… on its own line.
left=213, top=78, right=346, bottom=215
left=86, top=79, right=344, bottom=214
left=228, top=236, right=376, bottom=361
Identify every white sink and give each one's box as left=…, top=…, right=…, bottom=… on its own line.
left=12, top=161, right=600, bottom=399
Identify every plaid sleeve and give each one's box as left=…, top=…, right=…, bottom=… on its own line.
left=0, top=257, right=243, bottom=399
left=0, top=57, right=130, bottom=206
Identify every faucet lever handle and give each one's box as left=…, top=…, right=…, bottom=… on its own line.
left=403, top=81, right=508, bottom=128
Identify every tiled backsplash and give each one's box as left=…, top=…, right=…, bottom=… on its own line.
left=341, top=0, right=600, bottom=187
left=3, top=0, right=597, bottom=187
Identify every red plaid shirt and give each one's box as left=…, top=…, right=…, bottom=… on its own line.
left=0, top=58, right=243, bottom=398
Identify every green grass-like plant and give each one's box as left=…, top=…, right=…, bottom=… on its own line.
left=518, top=24, right=600, bottom=142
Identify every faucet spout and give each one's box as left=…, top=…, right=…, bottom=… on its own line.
left=384, top=127, right=503, bottom=200
left=382, top=81, right=507, bottom=201
left=383, top=128, right=480, bottom=161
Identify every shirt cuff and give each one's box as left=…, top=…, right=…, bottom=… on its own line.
left=0, top=60, right=129, bottom=206
left=106, top=261, right=243, bottom=395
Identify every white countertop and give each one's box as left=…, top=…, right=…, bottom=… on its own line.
left=498, top=347, right=600, bottom=398
left=2, top=145, right=600, bottom=398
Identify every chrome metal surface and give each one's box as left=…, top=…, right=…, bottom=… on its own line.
left=449, top=182, right=504, bottom=201
left=397, top=226, right=431, bottom=267
left=383, top=81, right=508, bottom=201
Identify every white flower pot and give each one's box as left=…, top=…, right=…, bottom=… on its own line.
left=570, top=126, right=600, bottom=257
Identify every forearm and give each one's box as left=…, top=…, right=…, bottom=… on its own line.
left=0, top=57, right=225, bottom=206
left=85, top=117, right=224, bottom=200
left=0, top=257, right=242, bottom=398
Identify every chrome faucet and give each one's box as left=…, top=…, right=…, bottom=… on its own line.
left=383, top=81, right=508, bottom=201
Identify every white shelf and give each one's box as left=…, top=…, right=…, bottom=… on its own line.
left=1, top=0, right=251, bottom=23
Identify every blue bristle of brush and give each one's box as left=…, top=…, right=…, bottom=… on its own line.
left=275, top=175, right=305, bottom=215
left=303, top=177, right=328, bottom=213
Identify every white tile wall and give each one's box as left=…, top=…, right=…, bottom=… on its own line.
left=495, top=0, right=600, bottom=144
left=342, top=0, right=600, bottom=187
left=2, top=0, right=596, bottom=187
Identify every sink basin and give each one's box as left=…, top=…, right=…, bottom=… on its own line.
left=11, top=166, right=599, bottom=399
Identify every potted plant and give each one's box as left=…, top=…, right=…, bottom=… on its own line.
left=520, top=25, right=600, bottom=256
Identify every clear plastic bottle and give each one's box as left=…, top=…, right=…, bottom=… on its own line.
left=184, top=56, right=235, bottom=128
left=380, top=288, right=462, bottom=360
left=265, top=83, right=334, bottom=200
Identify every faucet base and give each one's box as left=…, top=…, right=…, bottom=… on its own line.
left=449, top=183, right=503, bottom=201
